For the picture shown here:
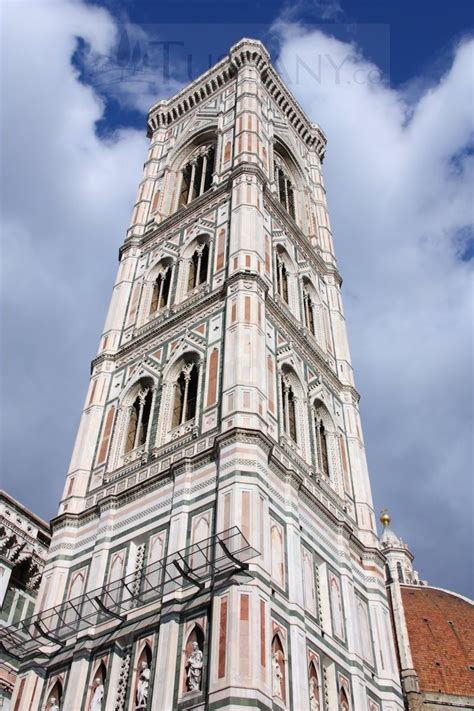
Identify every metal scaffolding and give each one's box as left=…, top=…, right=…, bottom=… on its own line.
left=0, top=527, right=258, bottom=660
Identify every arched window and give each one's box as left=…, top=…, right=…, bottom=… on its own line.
left=275, top=164, right=295, bottom=220
left=315, top=419, right=329, bottom=477
left=303, top=284, right=316, bottom=335
left=150, top=263, right=172, bottom=314
left=397, top=561, right=404, bottom=583
left=276, top=252, right=289, bottom=303
left=188, top=243, right=209, bottom=291
left=339, top=687, right=350, bottom=711
left=281, top=376, right=297, bottom=442
left=172, top=361, right=199, bottom=428
left=308, top=662, right=320, bottom=711
left=125, top=386, right=153, bottom=453
left=179, top=145, right=215, bottom=207
left=183, top=625, right=205, bottom=693
left=271, top=634, right=286, bottom=702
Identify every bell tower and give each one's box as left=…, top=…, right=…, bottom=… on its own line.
left=9, top=39, right=403, bottom=711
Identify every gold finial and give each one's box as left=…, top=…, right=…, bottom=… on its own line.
left=380, top=508, right=391, bottom=527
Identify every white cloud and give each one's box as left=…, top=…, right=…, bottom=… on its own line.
left=0, top=0, right=147, bottom=511
left=77, top=20, right=186, bottom=113
left=273, top=22, right=473, bottom=595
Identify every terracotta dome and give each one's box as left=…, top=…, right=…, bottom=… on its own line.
left=401, top=585, right=474, bottom=698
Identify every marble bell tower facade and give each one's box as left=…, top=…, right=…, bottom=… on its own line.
left=10, top=39, right=404, bottom=711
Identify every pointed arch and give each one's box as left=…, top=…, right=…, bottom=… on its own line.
left=87, top=661, right=106, bottom=711
left=272, top=136, right=308, bottom=229
left=279, top=363, right=309, bottom=461
left=271, top=633, right=286, bottom=702
left=308, top=661, right=321, bottom=711
left=143, top=532, right=166, bottom=598
left=356, top=597, right=374, bottom=665
left=302, top=547, right=316, bottom=615
left=159, top=126, right=217, bottom=217
left=156, top=350, right=203, bottom=445
left=44, top=679, right=63, bottom=710
left=148, top=257, right=174, bottom=316
left=302, top=276, right=321, bottom=337
left=274, top=243, right=301, bottom=318
left=64, top=569, right=85, bottom=626
left=190, top=514, right=211, bottom=573
left=107, top=551, right=125, bottom=607
left=109, top=375, right=157, bottom=470
left=176, top=234, right=212, bottom=303
left=183, top=624, right=205, bottom=693
left=134, top=642, right=152, bottom=710
left=270, top=520, right=285, bottom=589
left=312, top=398, right=339, bottom=482
left=329, top=574, right=345, bottom=640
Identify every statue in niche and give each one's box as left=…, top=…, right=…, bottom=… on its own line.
left=48, top=699, right=60, bottom=711
left=309, top=676, right=320, bottom=711
left=90, top=677, right=104, bottom=711
left=272, top=652, right=283, bottom=699
left=136, top=661, right=151, bottom=709
left=186, top=640, right=203, bottom=691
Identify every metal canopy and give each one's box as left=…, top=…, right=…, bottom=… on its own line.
left=0, top=527, right=258, bottom=661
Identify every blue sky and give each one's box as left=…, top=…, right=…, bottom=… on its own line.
left=1, top=0, right=473, bottom=597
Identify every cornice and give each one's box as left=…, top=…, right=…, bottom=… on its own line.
left=123, top=162, right=266, bottom=259
left=0, top=492, right=51, bottom=536
left=122, top=180, right=231, bottom=258
left=91, top=289, right=223, bottom=374
left=0, top=519, right=50, bottom=562
left=146, top=38, right=326, bottom=158
left=51, top=425, right=382, bottom=572
left=225, top=267, right=269, bottom=296
left=261, top=65, right=326, bottom=159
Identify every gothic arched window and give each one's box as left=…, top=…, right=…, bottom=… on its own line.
left=276, top=253, right=289, bottom=303
left=397, top=561, right=404, bottom=583
left=303, top=284, right=316, bottom=335
left=150, top=263, right=172, bottom=314
left=275, top=164, right=295, bottom=220
left=315, top=419, right=329, bottom=477
left=172, top=362, right=199, bottom=428
left=179, top=145, right=215, bottom=207
left=125, top=387, right=153, bottom=453
left=188, top=243, right=209, bottom=292
left=281, top=377, right=297, bottom=442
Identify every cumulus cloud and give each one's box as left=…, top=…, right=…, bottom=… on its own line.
left=76, top=20, right=186, bottom=113
left=273, top=23, right=473, bottom=595
left=1, top=0, right=472, bottom=600
left=0, top=0, right=147, bottom=512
